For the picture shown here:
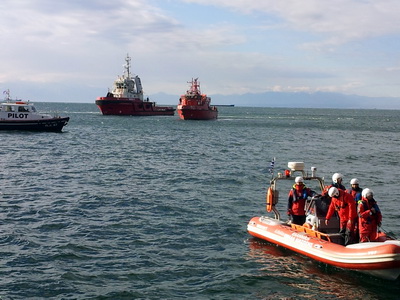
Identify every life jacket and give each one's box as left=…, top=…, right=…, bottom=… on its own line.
left=333, top=182, right=346, bottom=190
left=334, top=200, right=348, bottom=211
left=288, top=183, right=313, bottom=216
left=347, top=187, right=362, bottom=201
left=357, top=198, right=381, bottom=223
left=322, top=183, right=346, bottom=195
left=291, top=184, right=309, bottom=202
left=326, top=191, right=356, bottom=221
left=357, top=197, right=382, bottom=237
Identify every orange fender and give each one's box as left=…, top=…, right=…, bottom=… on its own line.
left=266, top=187, right=274, bottom=212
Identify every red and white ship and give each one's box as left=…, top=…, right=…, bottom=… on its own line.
left=95, top=55, right=175, bottom=116
left=247, top=162, right=400, bottom=280
left=177, top=78, right=218, bottom=120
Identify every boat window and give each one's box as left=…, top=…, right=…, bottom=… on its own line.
left=18, top=106, right=29, bottom=112
left=31, top=106, right=37, bottom=112
left=5, top=106, right=14, bottom=112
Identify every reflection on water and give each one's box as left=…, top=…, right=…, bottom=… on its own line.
left=247, top=238, right=396, bottom=300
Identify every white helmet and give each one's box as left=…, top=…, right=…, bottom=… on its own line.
left=295, top=176, right=304, bottom=183
left=350, top=178, right=359, bottom=185
left=328, top=187, right=339, bottom=197
left=362, top=188, right=374, bottom=198
left=332, top=173, right=343, bottom=183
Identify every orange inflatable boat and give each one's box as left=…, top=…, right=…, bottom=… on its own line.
left=247, top=162, right=400, bottom=280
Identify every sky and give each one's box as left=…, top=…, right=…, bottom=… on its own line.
left=1, top=0, right=400, bottom=105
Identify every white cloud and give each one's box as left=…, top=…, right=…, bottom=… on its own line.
left=0, top=1, right=243, bottom=83
left=0, top=0, right=399, bottom=102
left=183, top=0, right=400, bottom=48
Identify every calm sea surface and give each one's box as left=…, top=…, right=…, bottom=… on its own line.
left=0, top=103, right=399, bottom=299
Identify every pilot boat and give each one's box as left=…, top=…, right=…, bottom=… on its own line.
left=247, top=161, right=400, bottom=280
left=177, top=78, right=218, bottom=120
left=95, top=55, right=175, bottom=116
left=0, top=90, right=69, bottom=132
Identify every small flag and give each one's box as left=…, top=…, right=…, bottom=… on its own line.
left=269, top=157, right=275, bottom=174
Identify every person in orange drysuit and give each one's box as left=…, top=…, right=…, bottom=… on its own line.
left=346, top=178, right=363, bottom=242
left=346, top=178, right=363, bottom=201
left=287, top=176, right=317, bottom=225
left=322, top=172, right=346, bottom=196
left=357, top=188, right=382, bottom=242
left=325, top=187, right=357, bottom=245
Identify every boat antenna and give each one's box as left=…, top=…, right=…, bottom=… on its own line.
left=188, top=78, right=200, bottom=94
left=3, top=89, right=10, bottom=101
left=124, top=54, right=131, bottom=78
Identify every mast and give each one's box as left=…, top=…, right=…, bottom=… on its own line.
left=124, top=54, right=131, bottom=78
left=3, top=89, right=11, bottom=101
left=188, top=78, right=201, bottom=94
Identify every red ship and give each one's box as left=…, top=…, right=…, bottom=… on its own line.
left=177, top=78, right=218, bottom=120
left=95, top=55, right=175, bottom=116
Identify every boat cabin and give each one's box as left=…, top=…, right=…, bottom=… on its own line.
left=0, top=102, right=36, bottom=113
left=0, top=101, right=55, bottom=121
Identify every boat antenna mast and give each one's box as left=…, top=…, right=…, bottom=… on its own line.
left=3, top=89, right=11, bottom=102
left=188, top=78, right=200, bottom=94
left=124, top=54, right=131, bottom=78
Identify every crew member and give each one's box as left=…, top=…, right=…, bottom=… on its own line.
left=346, top=178, right=362, bottom=201
left=358, top=188, right=382, bottom=242
left=287, top=176, right=317, bottom=225
left=322, top=173, right=346, bottom=195
left=325, top=187, right=357, bottom=245
left=346, top=178, right=362, bottom=242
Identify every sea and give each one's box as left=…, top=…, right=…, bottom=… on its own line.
left=0, top=103, right=399, bottom=300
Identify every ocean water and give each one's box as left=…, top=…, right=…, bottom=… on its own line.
left=0, top=103, right=399, bottom=299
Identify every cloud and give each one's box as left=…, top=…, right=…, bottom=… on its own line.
left=0, top=0, right=399, bottom=102
left=0, top=1, right=182, bottom=79
left=183, top=0, right=400, bottom=48
left=0, top=1, right=243, bottom=83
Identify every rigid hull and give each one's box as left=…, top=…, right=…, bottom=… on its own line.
left=0, top=117, right=69, bottom=132
left=248, top=216, right=400, bottom=280
left=177, top=106, right=218, bottom=120
left=95, top=98, right=175, bottom=116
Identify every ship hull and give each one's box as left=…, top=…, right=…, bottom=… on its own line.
left=0, top=117, right=70, bottom=132
left=248, top=216, right=400, bottom=280
left=177, top=108, right=218, bottom=120
left=96, top=98, right=175, bottom=116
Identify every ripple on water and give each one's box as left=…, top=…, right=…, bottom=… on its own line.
left=0, top=106, right=399, bottom=299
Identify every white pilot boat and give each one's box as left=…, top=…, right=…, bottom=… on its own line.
left=0, top=90, right=69, bottom=132
left=247, top=161, right=400, bottom=280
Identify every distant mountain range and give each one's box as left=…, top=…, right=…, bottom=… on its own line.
left=151, top=91, right=400, bottom=109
